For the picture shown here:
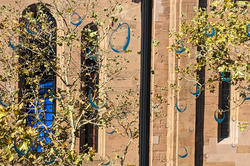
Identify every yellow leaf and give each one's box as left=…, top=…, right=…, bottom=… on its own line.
left=0, top=111, right=6, bottom=119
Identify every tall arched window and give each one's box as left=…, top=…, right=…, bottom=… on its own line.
left=80, top=22, right=99, bottom=153
left=18, top=3, right=57, bottom=152
left=218, top=72, right=231, bottom=142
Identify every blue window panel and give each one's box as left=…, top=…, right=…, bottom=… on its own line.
left=45, top=137, right=51, bottom=144
left=45, top=99, right=53, bottom=104
left=38, top=131, right=44, bottom=138
left=44, top=104, right=53, bottom=111
left=39, top=88, right=46, bottom=94
left=37, top=119, right=45, bottom=126
left=45, top=121, right=53, bottom=127
left=27, top=80, right=55, bottom=152
left=46, top=113, right=53, bottom=121
left=40, top=81, right=54, bottom=88
left=38, top=125, right=45, bottom=130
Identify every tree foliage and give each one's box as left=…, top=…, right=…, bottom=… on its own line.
left=169, top=0, right=249, bottom=106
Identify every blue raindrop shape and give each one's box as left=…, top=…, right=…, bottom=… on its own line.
left=9, top=37, right=22, bottom=50
left=45, top=155, right=55, bottom=165
left=70, top=12, right=82, bottom=26
left=221, top=72, right=231, bottom=82
left=205, top=25, right=215, bottom=37
left=25, top=18, right=41, bottom=35
left=214, top=110, right=225, bottom=123
left=107, top=129, right=115, bottom=135
left=190, top=84, right=200, bottom=96
left=109, top=22, right=131, bottom=53
left=88, top=88, right=107, bottom=110
left=14, top=138, right=31, bottom=157
left=246, top=24, right=250, bottom=37
left=175, top=103, right=187, bottom=113
left=178, top=147, right=188, bottom=158
left=102, top=161, right=111, bottom=166
left=175, top=41, right=185, bottom=54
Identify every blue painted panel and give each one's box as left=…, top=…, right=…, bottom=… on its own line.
left=46, top=113, right=53, bottom=121
left=27, top=80, right=55, bottom=152
left=44, top=104, right=53, bottom=111
left=45, top=121, right=53, bottom=127
left=40, top=81, right=54, bottom=88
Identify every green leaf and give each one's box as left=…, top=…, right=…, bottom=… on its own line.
left=152, top=40, right=160, bottom=46
left=0, top=111, right=6, bottom=119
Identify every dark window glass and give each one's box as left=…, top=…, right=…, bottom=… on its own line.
left=132, top=0, right=141, bottom=3
left=218, top=72, right=231, bottom=142
left=80, top=23, right=99, bottom=153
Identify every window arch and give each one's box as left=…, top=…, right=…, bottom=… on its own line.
left=80, top=22, right=99, bottom=153
left=18, top=3, right=57, bottom=152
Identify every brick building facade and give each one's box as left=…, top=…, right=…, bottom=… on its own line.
left=151, top=0, right=250, bottom=166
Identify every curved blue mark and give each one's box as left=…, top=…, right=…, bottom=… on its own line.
left=109, top=22, right=130, bottom=53
left=244, top=96, right=250, bottom=100
left=214, top=110, right=225, bottom=123
left=175, top=42, right=185, bottom=54
left=175, top=103, right=187, bottom=113
left=39, top=81, right=54, bottom=88
left=9, top=37, right=21, bottom=50
left=205, top=25, right=215, bottom=37
left=247, top=24, right=250, bottom=37
left=88, top=88, right=107, bottom=110
left=70, top=12, right=82, bottom=26
left=44, top=147, right=58, bottom=164
left=102, top=161, right=111, bottom=166
left=190, top=84, right=200, bottom=96
left=25, top=18, right=41, bottom=35
left=52, top=146, right=59, bottom=153
left=243, top=96, right=250, bottom=100
left=87, top=47, right=98, bottom=60
left=45, top=155, right=55, bottom=165
left=0, top=96, right=11, bottom=107
left=221, top=72, right=231, bottom=82
left=107, top=129, right=115, bottom=135
left=178, top=147, right=188, bottom=158
left=50, top=89, right=59, bottom=100
left=14, top=138, right=31, bottom=157
left=0, top=99, right=7, bottom=107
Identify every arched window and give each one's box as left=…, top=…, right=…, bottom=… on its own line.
left=80, top=22, right=99, bottom=153
left=218, top=72, right=231, bottom=142
left=18, top=3, right=57, bottom=152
